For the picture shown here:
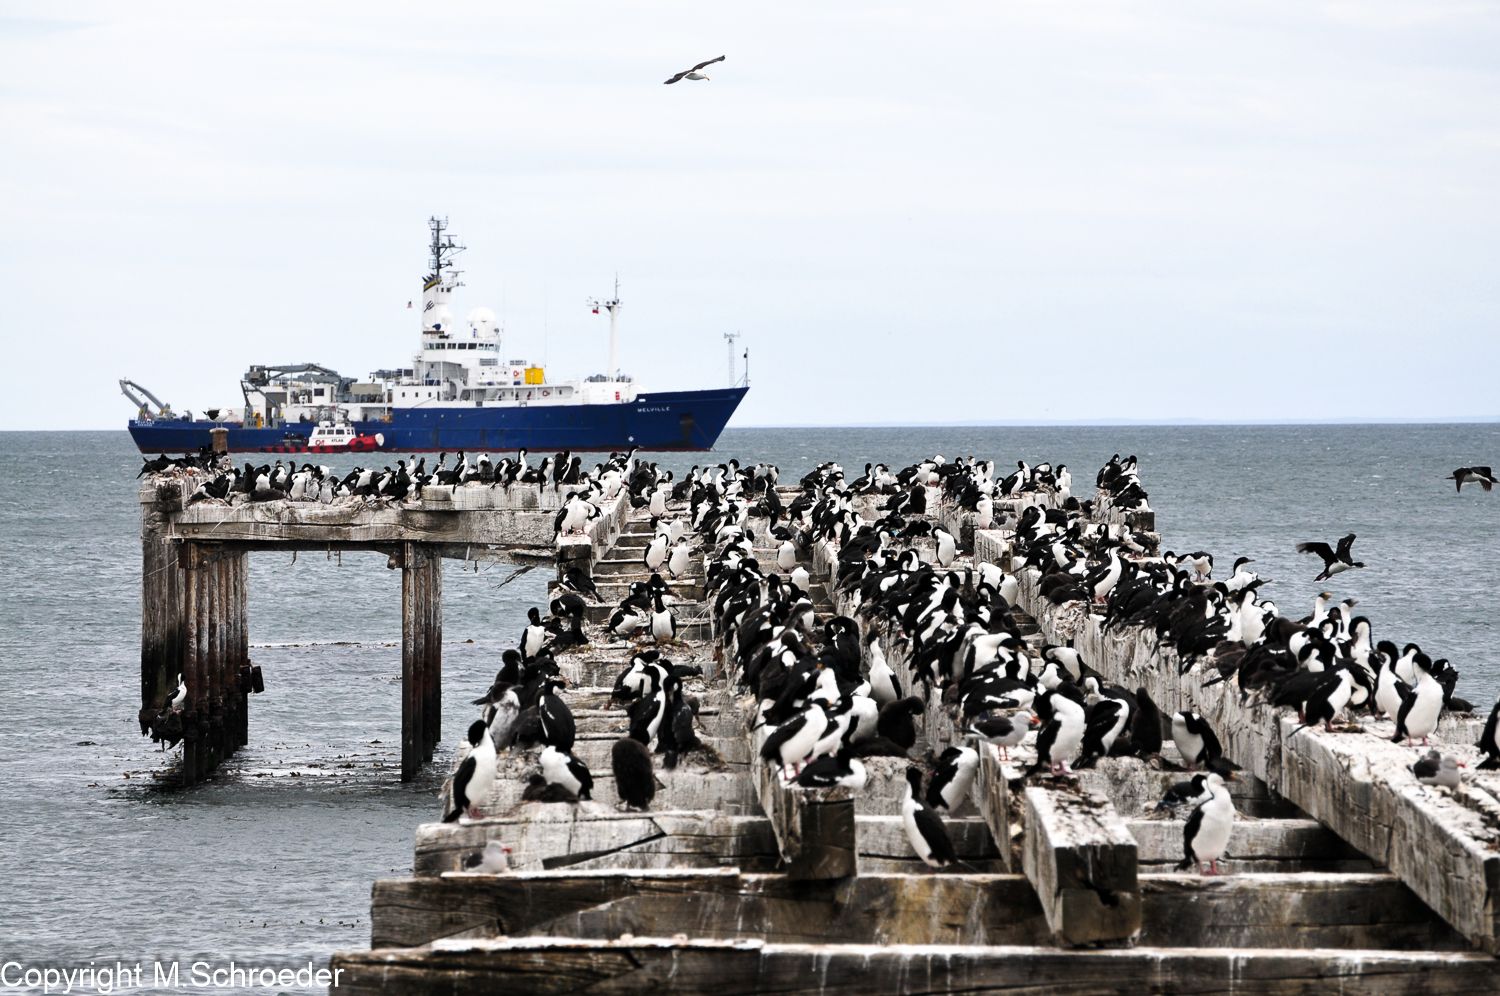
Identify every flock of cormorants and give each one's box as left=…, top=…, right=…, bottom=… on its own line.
left=140, top=445, right=1500, bottom=875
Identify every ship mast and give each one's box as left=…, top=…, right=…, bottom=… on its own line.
left=422, top=217, right=465, bottom=333
left=588, top=278, right=622, bottom=381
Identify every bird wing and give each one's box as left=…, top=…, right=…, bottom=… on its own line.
left=1295, top=542, right=1335, bottom=564
left=1335, top=534, right=1357, bottom=560
left=663, top=70, right=690, bottom=84
left=693, top=55, right=726, bottom=72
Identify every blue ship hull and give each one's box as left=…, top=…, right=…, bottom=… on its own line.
left=128, top=387, right=748, bottom=454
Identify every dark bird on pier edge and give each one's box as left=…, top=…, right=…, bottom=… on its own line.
left=537, top=676, right=576, bottom=753
left=521, top=773, right=577, bottom=803
left=1295, top=534, right=1365, bottom=582
left=877, top=697, right=925, bottom=750
left=561, top=567, right=601, bottom=601
left=444, top=720, right=498, bottom=822
left=611, top=737, right=656, bottom=811
left=901, top=766, right=959, bottom=869
left=664, top=55, right=724, bottom=84
left=1129, top=687, right=1163, bottom=757
left=1478, top=697, right=1500, bottom=770
left=1448, top=467, right=1498, bottom=493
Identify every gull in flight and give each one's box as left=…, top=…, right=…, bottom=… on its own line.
left=664, top=55, right=724, bottom=84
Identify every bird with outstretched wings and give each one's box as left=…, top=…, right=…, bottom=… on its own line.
left=665, top=55, right=725, bottom=84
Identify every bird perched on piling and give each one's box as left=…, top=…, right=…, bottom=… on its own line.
left=461, top=841, right=512, bottom=874
left=796, top=755, right=868, bottom=790
left=539, top=745, right=594, bottom=801
left=1171, top=711, right=1223, bottom=770
left=444, top=720, right=498, bottom=822
left=1477, top=697, right=1500, bottom=770
left=1391, top=654, right=1443, bottom=747
left=926, top=746, right=979, bottom=812
left=1028, top=688, right=1087, bottom=776
left=877, top=697, right=925, bottom=750
left=1412, top=750, right=1464, bottom=788
left=664, top=55, right=724, bottom=84
left=168, top=673, right=187, bottom=711
left=901, top=766, right=959, bottom=869
left=1176, top=772, right=1235, bottom=875
left=537, top=676, right=576, bottom=752
left=964, top=710, right=1032, bottom=761
left=1295, top=534, right=1365, bottom=582
left=611, top=737, right=656, bottom=811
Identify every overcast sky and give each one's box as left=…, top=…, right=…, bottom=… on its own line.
left=2, top=2, right=1498, bottom=429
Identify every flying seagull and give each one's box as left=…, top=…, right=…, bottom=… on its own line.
left=665, top=55, right=724, bottom=84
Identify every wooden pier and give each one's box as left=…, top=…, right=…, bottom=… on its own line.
left=137, top=457, right=1500, bottom=992
left=138, top=474, right=625, bottom=783
left=316, top=463, right=1500, bottom=995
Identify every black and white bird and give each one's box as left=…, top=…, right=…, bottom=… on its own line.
left=867, top=643, right=901, bottom=705
left=1391, top=654, right=1443, bottom=747
left=664, top=55, right=724, bottom=84
left=760, top=702, right=829, bottom=780
left=521, top=607, right=548, bottom=659
left=168, top=673, right=187, bottom=710
left=1171, top=711, right=1223, bottom=770
left=668, top=539, right=692, bottom=580
left=1030, top=689, right=1086, bottom=776
left=795, top=755, right=868, bottom=790
left=1076, top=696, right=1130, bottom=768
left=1412, top=750, right=1464, bottom=788
left=611, top=737, right=656, bottom=811
left=473, top=683, right=521, bottom=752
left=537, top=677, right=576, bottom=753
left=1153, top=772, right=1213, bottom=820
left=643, top=533, right=669, bottom=572
left=650, top=594, right=677, bottom=643
left=1448, top=467, right=1497, bottom=493
left=539, top=745, right=593, bottom=800
left=964, top=709, right=1033, bottom=761
left=1176, top=772, right=1235, bottom=875
left=460, top=840, right=512, bottom=874
left=901, top=766, right=958, bottom=869
left=444, top=720, right=498, bottom=822
left=926, top=746, right=979, bottom=812
left=1295, top=533, right=1365, bottom=582
left=1477, top=697, right=1500, bottom=770
left=561, top=567, right=601, bottom=601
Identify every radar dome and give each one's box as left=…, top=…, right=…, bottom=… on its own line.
left=467, top=307, right=497, bottom=335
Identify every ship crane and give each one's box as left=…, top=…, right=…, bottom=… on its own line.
left=588, top=278, right=622, bottom=381
left=119, top=379, right=171, bottom=421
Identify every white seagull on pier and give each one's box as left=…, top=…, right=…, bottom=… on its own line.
left=664, top=55, right=724, bottom=84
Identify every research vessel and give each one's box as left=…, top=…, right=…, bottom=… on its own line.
left=124, top=218, right=748, bottom=454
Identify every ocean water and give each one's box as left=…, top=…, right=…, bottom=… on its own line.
left=1, top=426, right=1497, bottom=982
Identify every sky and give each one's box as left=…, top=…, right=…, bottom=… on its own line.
left=1, top=1, right=1498, bottom=429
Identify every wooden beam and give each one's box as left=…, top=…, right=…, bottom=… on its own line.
left=750, top=728, right=857, bottom=880
left=1022, top=785, right=1141, bottom=947
left=331, top=938, right=1500, bottom=996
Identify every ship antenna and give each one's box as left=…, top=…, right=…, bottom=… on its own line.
left=723, top=332, right=740, bottom=388
left=587, top=276, right=623, bottom=381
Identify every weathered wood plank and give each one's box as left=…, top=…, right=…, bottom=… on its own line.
left=751, top=727, right=857, bottom=880
left=1022, top=785, right=1141, bottom=947
left=332, top=937, right=1500, bottom=996
left=1139, top=872, right=1468, bottom=950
